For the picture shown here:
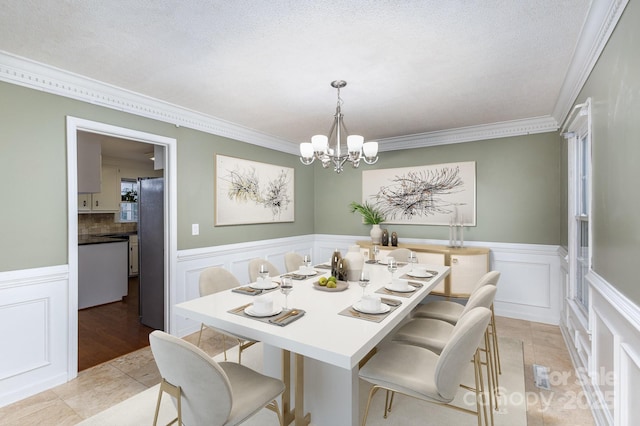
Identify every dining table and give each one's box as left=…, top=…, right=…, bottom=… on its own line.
left=174, top=260, right=450, bottom=426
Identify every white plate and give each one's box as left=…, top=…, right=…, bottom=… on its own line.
left=406, top=270, right=433, bottom=278
left=352, top=302, right=391, bottom=314
left=384, top=284, right=416, bottom=293
left=244, top=306, right=283, bottom=317
left=250, top=281, right=279, bottom=290
left=296, top=269, right=317, bottom=276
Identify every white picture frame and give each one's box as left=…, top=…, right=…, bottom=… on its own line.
left=215, top=154, right=294, bottom=226
left=362, top=161, right=476, bottom=226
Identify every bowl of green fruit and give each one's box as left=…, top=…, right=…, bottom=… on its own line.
left=313, top=275, right=349, bottom=292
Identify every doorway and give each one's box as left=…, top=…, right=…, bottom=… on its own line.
left=66, top=117, right=177, bottom=378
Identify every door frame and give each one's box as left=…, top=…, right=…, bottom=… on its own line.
left=66, top=117, right=177, bottom=379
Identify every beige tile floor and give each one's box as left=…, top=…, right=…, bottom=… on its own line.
left=1, top=318, right=596, bottom=426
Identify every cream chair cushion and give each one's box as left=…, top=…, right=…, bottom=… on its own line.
left=386, top=248, right=412, bottom=262
left=359, top=307, right=491, bottom=403
left=248, top=258, right=281, bottom=282
left=149, top=331, right=284, bottom=426
left=284, top=252, right=304, bottom=273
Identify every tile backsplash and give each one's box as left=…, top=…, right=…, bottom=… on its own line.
left=78, top=213, right=137, bottom=236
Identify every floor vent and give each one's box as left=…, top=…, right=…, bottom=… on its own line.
left=533, top=364, right=551, bottom=390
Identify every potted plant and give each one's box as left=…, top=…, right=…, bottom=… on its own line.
left=349, top=201, right=385, bottom=244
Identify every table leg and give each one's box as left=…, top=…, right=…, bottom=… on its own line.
left=282, top=350, right=310, bottom=426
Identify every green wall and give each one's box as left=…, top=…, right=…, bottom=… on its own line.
left=314, top=133, right=562, bottom=245
left=572, top=0, right=640, bottom=305
left=0, top=78, right=564, bottom=273
left=0, top=81, right=314, bottom=271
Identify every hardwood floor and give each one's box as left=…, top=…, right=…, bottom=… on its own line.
left=78, top=277, right=155, bottom=371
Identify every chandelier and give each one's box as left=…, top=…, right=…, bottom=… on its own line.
left=299, top=80, right=379, bottom=173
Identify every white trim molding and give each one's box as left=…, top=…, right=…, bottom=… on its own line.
left=0, top=0, right=625, bottom=153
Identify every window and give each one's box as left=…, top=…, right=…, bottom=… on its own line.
left=119, top=179, right=138, bottom=222
left=566, top=98, right=592, bottom=313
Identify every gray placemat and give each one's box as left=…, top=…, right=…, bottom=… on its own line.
left=338, top=300, right=400, bottom=323
left=228, top=304, right=306, bottom=327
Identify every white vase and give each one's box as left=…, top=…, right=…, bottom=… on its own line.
left=345, top=245, right=365, bottom=281
left=370, top=224, right=383, bottom=244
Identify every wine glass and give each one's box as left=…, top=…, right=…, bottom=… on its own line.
left=303, top=254, right=312, bottom=270
left=358, top=270, right=371, bottom=298
left=387, top=257, right=398, bottom=283
left=408, top=251, right=418, bottom=272
left=258, top=264, right=269, bottom=281
left=372, top=245, right=380, bottom=263
left=280, top=277, right=293, bottom=310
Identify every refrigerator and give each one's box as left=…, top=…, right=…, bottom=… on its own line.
left=138, top=177, right=165, bottom=330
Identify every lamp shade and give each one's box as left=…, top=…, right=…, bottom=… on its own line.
left=363, top=141, right=378, bottom=157
left=300, top=142, right=314, bottom=158
left=347, top=135, right=364, bottom=152
left=311, top=135, right=328, bottom=152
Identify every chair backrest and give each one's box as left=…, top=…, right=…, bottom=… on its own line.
left=199, top=267, right=241, bottom=297
left=460, top=285, right=497, bottom=318
left=248, top=258, right=281, bottom=282
left=434, top=307, right=491, bottom=401
left=470, top=270, right=501, bottom=294
left=284, top=252, right=304, bottom=273
left=387, top=248, right=412, bottom=262
left=150, top=331, right=234, bottom=426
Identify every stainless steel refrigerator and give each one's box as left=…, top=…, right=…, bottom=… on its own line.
left=138, top=177, right=165, bottom=330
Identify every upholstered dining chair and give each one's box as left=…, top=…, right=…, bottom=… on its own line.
left=394, top=285, right=498, bottom=424
left=386, top=248, right=412, bottom=262
left=248, top=258, right=281, bottom=282
left=149, top=331, right=285, bottom=426
left=284, top=252, right=304, bottom=273
left=412, top=270, right=502, bottom=409
left=359, top=307, right=492, bottom=426
left=198, top=267, right=257, bottom=363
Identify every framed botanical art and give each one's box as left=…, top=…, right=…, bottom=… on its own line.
left=215, top=154, right=294, bottom=226
left=362, top=161, right=476, bottom=226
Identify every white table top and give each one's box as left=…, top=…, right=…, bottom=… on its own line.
left=174, top=262, right=450, bottom=370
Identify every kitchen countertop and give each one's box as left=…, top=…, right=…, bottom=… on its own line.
left=78, top=235, right=129, bottom=245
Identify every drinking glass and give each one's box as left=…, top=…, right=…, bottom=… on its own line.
left=258, top=264, right=269, bottom=280
left=387, top=257, right=398, bottom=282
left=303, top=254, right=312, bottom=269
left=408, top=251, right=418, bottom=272
left=358, top=270, right=371, bottom=298
left=280, top=277, right=293, bottom=310
left=372, top=245, right=380, bottom=263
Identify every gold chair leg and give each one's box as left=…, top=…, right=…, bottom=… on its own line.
left=196, top=323, right=206, bottom=347
left=362, top=385, right=380, bottom=426
left=484, top=331, right=495, bottom=425
left=490, top=305, right=502, bottom=375
left=154, top=378, right=181, bottom=426
left=221, top=334, right=228, bottom=361
left=388, top=391, right=395, bottom=414
left=383, top=390, right=390, bottom=418
left=266, top=399, right=284, bottom=426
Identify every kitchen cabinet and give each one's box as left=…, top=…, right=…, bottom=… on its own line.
left=78, top=240, right=128, bottom=309
left=128, top=234, right=139, bottom=276
left=77, top=165, right=120, bottom=212
left=77, top=139, right=101, bottom=193
left=357, top=241, right=490, bottom=298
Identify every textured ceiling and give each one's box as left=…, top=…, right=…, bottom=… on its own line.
left=0, top=0, right=591, bottom=146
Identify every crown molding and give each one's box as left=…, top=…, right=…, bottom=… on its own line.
left=0, top=51, right=299, bottom=155
left=1, top=0, right=624, bottom=159
left=553, top=0, right=629, bottom=127
left=377, top=116, right=559, bottom=151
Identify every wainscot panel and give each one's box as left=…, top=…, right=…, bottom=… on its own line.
left=0, top=265, right=70, bottom=407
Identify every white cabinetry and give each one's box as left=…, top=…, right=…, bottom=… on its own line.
left=77, top=165, right=119, bottom=212
left=78, top=241, right=128, bottom=309
left=128, top=234, right=139, bottom=276
left=77, top=139, right=101, bottom=193
left=358, top=241, right=490, bottom=297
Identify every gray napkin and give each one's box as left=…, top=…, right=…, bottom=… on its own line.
left=380, top=297, right=402, bottom=307
left=268, top=309, right=306, bottom=326
left=232, top=287, right=263, bottom=295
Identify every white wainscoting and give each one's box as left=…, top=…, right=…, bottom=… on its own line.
left=0, top=265, right=70, bottom=407
left=174, top=235, right=564, bottom=337
left=0, top=235, right=567, bottom=408
left=586, top=272, right=640, bottom=426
